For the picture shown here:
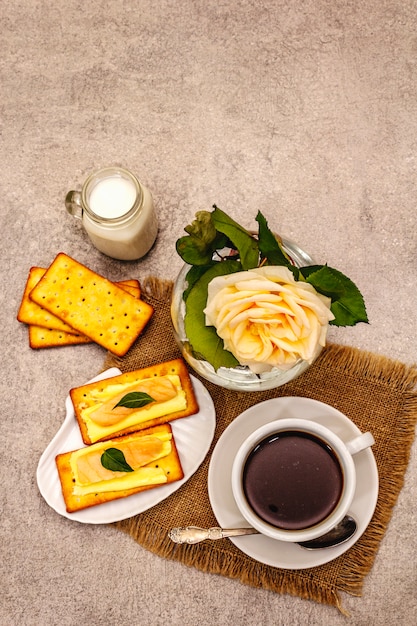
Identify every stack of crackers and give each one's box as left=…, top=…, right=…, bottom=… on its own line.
left=55, top=356, right=200, bottom=513
left=17, top=253, right=154, bottom=356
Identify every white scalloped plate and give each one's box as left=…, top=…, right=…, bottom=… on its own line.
left=208, top=396, right=379, bottom=570
left=37, top=369, right=216, bottom=524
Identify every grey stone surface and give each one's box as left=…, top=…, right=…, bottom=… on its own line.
left=1, top=1, right=416, bottom=624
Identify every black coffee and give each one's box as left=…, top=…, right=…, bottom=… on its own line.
left=242, top=431, right=344, bottom=530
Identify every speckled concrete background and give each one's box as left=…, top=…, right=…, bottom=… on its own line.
left=1, top=1, right=416, bottom=624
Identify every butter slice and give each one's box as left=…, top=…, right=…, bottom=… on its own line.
left=80, top=374, right=186, bottom=443
left=70, top=358, right=199, bottom=445
left=71, top=432, right=172, bottom=496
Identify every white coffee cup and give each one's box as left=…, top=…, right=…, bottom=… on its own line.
left=231, top=418, right=374, bottom=543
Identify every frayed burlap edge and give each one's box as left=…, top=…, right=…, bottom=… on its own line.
left=103, top=276, right=417, bottom=615
left=102, top=276, right=175, bottom=373
left=141, top=275, right=175, bottom=301
left=337, top=381, right=417, bottom=597
left=113, top=514, right=348, bottom=614
left=315, top=342, right=417, bottom=392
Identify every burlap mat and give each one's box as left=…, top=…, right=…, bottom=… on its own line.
left=104, top=278, right=417, bottom=613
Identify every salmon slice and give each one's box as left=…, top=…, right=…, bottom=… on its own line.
left=76, top=435, right=171, bottom=484
left=89, top=377, right=178, bottom=427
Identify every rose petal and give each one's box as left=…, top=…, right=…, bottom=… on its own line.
left=205, top=266, right=334, bottom=373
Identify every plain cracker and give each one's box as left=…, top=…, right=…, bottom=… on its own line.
left=27, top=283, right=141, bottom=349
left=29, top=254, right=153, bottom=356
left=18, top=267, right=78, bottom=334
left=30, top=290, right=141, bottom=350
left=29, top=325, right=93, bottom=349
left=18, top=267, right=142, bottom=348
left=18, top=268, right=142, bottom=334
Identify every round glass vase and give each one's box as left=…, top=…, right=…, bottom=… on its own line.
left=171, top=238, right=319, bottom=392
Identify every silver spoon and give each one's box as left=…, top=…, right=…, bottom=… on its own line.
left=169, top=515, right=357, bottom=550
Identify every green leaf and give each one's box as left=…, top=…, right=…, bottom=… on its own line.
left=101, top=448, right=134, bottom=473
left=183, top=263, right=216, bottom=300
left=255, top=211, right=292, bottom=267
left=301, top=265, right=369, bottom=326
left=175, top=206, right=368, bottom=338
left=184, top=259, right=241, bottom=370
left=113, top=391, right=155, bottom=409
left=176, top=235, right=213, bottom=265
left=211, top=205, right=259, bottom=270
left=175, top=211, right=230, bottom=265
left=184, top=210, right=215, bottom=239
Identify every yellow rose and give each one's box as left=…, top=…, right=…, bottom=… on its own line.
left=204, top=266, right=334, bottom=374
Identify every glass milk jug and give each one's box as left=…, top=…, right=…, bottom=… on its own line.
left=65, top=167, right=158, bottom=261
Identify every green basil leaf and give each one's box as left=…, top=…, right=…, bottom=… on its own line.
left=211, top=206, right=259, bottom=270
left=113, top=391, right=155, bottom=409
left=255, top=211, right=292, bottom=267
left=301, top=265, right=369, bottom=326
left=184, top=259, right=242, bottom=370
left=101, top=448, right=134, bottom=473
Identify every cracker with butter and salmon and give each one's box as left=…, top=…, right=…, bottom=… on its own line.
left=56, top=423, right=184, bottom=513
left=70, top=358, right=199, bottom=445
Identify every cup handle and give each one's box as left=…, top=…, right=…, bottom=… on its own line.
left=65, top=190, right=83, bottom=220
left=345, top=431, right=375, bottom=456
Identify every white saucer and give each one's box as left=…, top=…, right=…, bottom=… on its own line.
left=208, top=396, right=379, bottom=570
left=37, top=369, right=216, bottom=524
